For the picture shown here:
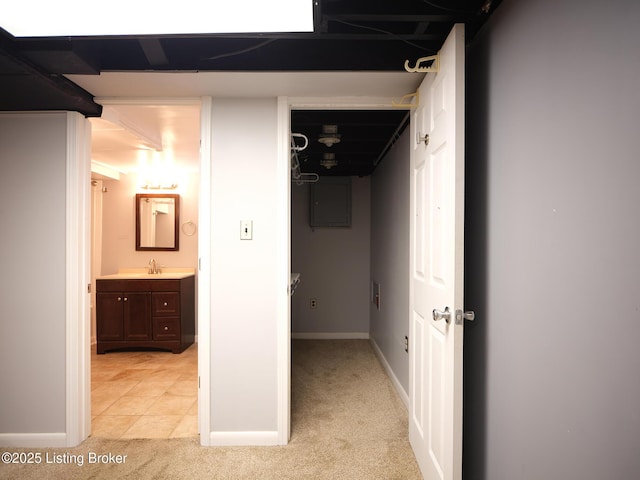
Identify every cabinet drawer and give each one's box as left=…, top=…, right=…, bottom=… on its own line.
left=153, top=317, right=180, bottom=340
left=152, top=292, right=180, bottom=316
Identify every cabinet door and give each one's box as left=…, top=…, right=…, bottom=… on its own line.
left=123, top=292, right=152, bottom=341
left=96, top=293, right=124, bottom=341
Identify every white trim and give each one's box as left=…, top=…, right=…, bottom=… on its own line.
left=95, top=97, right=202, bottom=106
left=289, top=96, right=405, bottom=110
left=276, top=96, right=291, bottom=445
left=291, top=332, right=370, bottom=340
left=210, top=431, right=279, bottom=446
left=90, top=160, right=120, bottom=180
left=198, top=96, right=213, bottom=446
left=369, top=338, right=409, bottom=409
left=90, top=180, right=104, bottom=346
left=65, top=112, right=91, bottom=447
left=0, top=433, right=68, bottom=448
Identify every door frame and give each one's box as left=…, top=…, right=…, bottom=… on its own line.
left=276, top=97, right=292, bottom=443
left=67, top=97, right=207, bottom=446
left=285, top=94, right=412, bottom=440
left=66, top=112, right=92, bottom=446
left=198, top=96, right=212, bottom=444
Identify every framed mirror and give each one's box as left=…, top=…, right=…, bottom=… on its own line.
left=136, top=193, right=180, bottom=251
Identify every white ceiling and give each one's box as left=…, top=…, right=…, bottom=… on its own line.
left=73, top=71, right=424, bottom=177
left=89, top=103, right=201, bottom=176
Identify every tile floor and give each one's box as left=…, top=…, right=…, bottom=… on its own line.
left=91, top=344, right=198, bottom=439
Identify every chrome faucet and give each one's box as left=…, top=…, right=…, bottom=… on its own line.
left=148, top=258, right=160, bottom=274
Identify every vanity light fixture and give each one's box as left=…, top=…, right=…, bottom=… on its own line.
left=138, top=159, right=179, bottom=190
left=140, top=183, right=178, bottom=190
left=318, top=124, right=341, bottom=147
left=320, top=152, right=337, bottom=169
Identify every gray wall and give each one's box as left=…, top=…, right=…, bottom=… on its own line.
left=0, top=113, right=67, bottom=434
left=208, top=98, right=281, bottom=435
left=370, top=129, right=410, bottom=393
left=291, top=176, right=371, bottom=336
left=464, top=0, right=640, bottom=478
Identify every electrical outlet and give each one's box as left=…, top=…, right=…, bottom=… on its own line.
left=404, top=336, right=409, bottom=353
left=310, top=298, right=317, bottom=309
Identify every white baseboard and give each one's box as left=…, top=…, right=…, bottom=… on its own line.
left=209, top=430, right=280, bottom=446
left=369, top=338, right=409, bottom=409
left=0, top=433, right=67, bottom=448
left=291, top=332, right=370, bottom=340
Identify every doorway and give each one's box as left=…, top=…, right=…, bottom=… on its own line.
left=288, top=106, right=412, bottom=440
left=87, top=101, right=201, bottom=439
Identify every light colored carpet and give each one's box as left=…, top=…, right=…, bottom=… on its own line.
left=1, top=340, right=421, bottom=479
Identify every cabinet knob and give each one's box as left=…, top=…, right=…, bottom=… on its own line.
left=163, top=302, right=168, bottom=306
left=164, top=326, right=169, bottom=331
left=117, top=297, right=122, bottom=301
left=124, top=297, right=128, bottom=301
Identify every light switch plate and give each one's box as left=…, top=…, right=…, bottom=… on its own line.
left=240, top=220, right=253, bottom=240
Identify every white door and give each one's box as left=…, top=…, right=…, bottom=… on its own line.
left=409, top=24, right=466, bottom=480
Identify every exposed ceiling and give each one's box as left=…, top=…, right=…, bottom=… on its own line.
left=0, top=0, right=500, bottom=177
left=291, top=109, right=410, bottom=177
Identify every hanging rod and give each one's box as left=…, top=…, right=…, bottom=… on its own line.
left=373, top=111, right=411, bottom=167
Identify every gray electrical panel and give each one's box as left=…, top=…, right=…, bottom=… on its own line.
left=309, top=177, right=352, bottom=227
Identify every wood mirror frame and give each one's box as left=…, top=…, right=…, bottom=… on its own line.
left=135, top=193, right=180, bottom=251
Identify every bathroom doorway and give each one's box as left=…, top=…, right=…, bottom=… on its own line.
left=88, top=101, right=201, bottom=439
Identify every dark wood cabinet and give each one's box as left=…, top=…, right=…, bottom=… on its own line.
left=96, top=275, right=195, bottom=354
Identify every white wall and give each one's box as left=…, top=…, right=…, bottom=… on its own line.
left=208, top=98, right=281, bottom=437
left=291, top=176, right=371, bottom=336
left=464, top=0, right=640, bottom=478
left=370, top=129, right=410, bottom=393
left=0, top=113, right=68, bottom=436
left=99, top=171, right=199, bottom=274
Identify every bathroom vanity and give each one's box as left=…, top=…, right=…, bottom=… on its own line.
left=96, top=272, right=195, bottom=354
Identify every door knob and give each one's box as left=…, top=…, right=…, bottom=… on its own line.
left=455, top=309, right=475, bottom=325
left=417, top=131, right=430, bottom=146
left=432, top=306, right=451, bottom=323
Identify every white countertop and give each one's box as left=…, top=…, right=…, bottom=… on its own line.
left=98, top=268, right=195, bottom=280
